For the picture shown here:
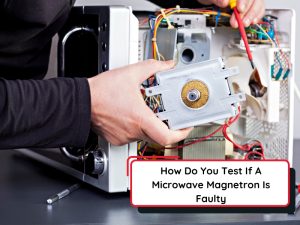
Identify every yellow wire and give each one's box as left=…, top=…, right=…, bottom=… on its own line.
left=248, top=39, right=272, bottom=43
left=152, top=8, right=231, bottom=59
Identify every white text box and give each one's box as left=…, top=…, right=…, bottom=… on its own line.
left=130, top=160, right=290, bottom=207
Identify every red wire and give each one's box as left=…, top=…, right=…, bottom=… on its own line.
left=164, top=124, right=224, bottom=150
left=222, top=107, right=265, bottom=159
left=222, top=109, right=249, bottom=151
left=256, top=21, right=270, bottom=25
left=244, top=151, right=265, bottom=160
left=142, top=107, right=265, bottom=160
left=274, top=23, right=291, bottom=69
left=141, top=145, right=148, bottom=156
left=233, top=8, right=253, bottom=62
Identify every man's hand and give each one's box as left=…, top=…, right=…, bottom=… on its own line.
left=198, top=0, right=265, bottom=28
left=88, top=60, right=193, bottom=146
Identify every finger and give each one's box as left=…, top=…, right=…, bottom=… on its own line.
left=230, top=13, right=238, bottom=28
left=242, top=0, right=264, bottom=27
left=230, top=0, right=254, bottom=28
left=253, top=3, right=265, bottom=24
left=237, top=0, right=254, bottom=14
left=141, top=106, right=193, bottom=146
left=128, top=59, right=175, bottom=84
left=211, top=0, right=230, bottom=8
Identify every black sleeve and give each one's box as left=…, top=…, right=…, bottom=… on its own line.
left=0, top=77, right=91, bottom=149
left=148, top=0, right=201, bottom=8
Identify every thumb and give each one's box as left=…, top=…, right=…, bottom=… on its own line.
left=141, top=106, right=193, bottom=146
left=130, top=59, right=175, bottom=84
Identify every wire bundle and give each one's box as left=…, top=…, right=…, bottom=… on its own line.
left=141, top=7, right=279, bottom=159
left=150, top=6, right=231, bottom=60
left=141, top=107, right=265, bottom=160
left=248, top=17, right=291, bottom=80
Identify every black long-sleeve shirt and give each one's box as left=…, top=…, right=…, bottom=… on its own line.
left=0, top=0, right=90, bottom=149
left=0, top=0, right=202, bottom=149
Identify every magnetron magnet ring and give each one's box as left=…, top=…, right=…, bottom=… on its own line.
left=181, top=80, right=209, bottom=109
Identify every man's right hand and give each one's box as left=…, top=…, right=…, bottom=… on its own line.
left=88, top=60, right=193, bottom=146
left=198, top=0, right=265, bottom=28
